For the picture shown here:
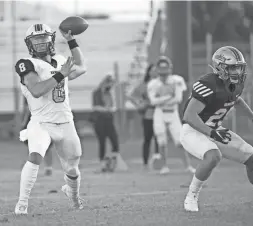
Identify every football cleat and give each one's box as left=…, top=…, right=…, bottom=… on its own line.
left=15, top=201, right=28, bottom=215
left=150, top=153, right=164, bottom=170
left=159, top=166, right=170, bottom=175
left=184, top=192, right=199, bottom=212
left=61, top=185, right=84, bottom=210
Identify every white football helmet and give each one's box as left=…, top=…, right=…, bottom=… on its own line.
left=25, top=24, right=56, bottom=58
left=211, top=46, right=247, bottom=84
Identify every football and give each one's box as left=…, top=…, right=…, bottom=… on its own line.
left=59, top=16, right=89, bottom=35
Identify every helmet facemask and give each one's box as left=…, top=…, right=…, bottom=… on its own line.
left=25, top=32, right=56, bottom=58
left=215, top=63, right=246, bottom=84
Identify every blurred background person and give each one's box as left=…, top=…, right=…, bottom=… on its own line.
left=147, top=56, right=195, bottom=175
left=21, top=97, right=54, bottom=176
left=127, top=64, right=159, bottom=169
left=91, top=74, right=128, bottom=172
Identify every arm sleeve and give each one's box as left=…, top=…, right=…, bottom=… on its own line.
left=15, top=59, right=36, bottom=84
left=191, top=80, right=214, bottom=105
left=15, top=59, right=35, bottom=77
left=168, top=75, right=187, bottom=104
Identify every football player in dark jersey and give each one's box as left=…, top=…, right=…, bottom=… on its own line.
left=180, top=46, right=253, bottom=212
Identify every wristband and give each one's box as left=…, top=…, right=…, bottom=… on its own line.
left=68, top=39, right=79, bottom=50
left=52, top=72, right=64, bottom=83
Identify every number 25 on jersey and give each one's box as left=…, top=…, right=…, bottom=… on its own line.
left=205, top=108, right=229, bottom=127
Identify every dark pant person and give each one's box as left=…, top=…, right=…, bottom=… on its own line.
left=94, top=117, right=119, bottom=161
left=142, top=118, right=159, bottom=165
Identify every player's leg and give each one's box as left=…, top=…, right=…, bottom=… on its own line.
left=168, top=112, right=195, bottom=173
left=153, top=109, right=169, bottom=174
left=55, top=122, right=83, bottom=209
left=180, top=124, right=221, bottom=212
left=15, top=123, right=51, bottom=215
left=142, top=118, right=153, bottom=167
left=106, top=118, right=128, bottom=171
left=154, top=135, right=159, bottom=154
left=214, top=130, right=253, bottom=185
left=44, top=143, right=54, bottom=176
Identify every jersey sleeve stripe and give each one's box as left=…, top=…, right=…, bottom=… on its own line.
left=195, top=86, right=209, bottom=92
left=193, top=83, right=203, bottom=89
left=202, top=91, right=213, bottom=97
left=198, top=88, right=211, bottom=94
left=193, top=81, right=214, bottom=96
left=193, top=81, right=200, bottom=88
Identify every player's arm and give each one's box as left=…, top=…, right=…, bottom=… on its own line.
left=166, top=76, right=187, bottom=104
left=60, top=30, right=86, bottom=80
left=147, top=81, right=174, bottom=106
left=183, top=80, right=214, bottom=135
left=127, top=83, right=149, bottom=109
left=16, top=58, right=74, bottom=98
left=183, top=97, right=212, bottom=136
left=23, top=72, right=59, bottom=98
left=184, top=80, right=231, bottom=144
left=234, top=97, right=253, bottom=119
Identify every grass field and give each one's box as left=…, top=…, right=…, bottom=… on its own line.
left=0, top=139, right=253, bottom=226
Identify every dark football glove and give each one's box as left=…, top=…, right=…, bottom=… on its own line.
left=210, top=129, right=231, bottom=144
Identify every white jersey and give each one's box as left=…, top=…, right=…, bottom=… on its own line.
left=147, top=74, right=187, bottom=111
left=17, top=55, right=73, bottom=123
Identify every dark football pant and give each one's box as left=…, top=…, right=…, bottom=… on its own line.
left=93, top=117, right=119, bottom=161
left=142, top=118, right=159, bottom=165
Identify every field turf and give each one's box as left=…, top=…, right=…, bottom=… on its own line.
left=0, top=139, right=252, bottom=226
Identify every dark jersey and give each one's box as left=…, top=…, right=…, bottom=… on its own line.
left=183, top=73, right=244, bottom=129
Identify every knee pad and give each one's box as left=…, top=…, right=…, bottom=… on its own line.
left=61, top=157, right=81, bottom=177
left=156, top=133, right=167, bottom=146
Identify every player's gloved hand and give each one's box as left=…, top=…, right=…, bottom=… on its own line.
left=210, top=129, right=231, bottom=144
left=60, top=56, right=76, bottom=77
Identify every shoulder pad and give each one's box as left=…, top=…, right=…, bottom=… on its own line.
left=15, top=59, right=35, bottom=77
left=198, top=73, right=217, bottom=87
left=171, top=74, right=184, bottom=82
left=171, top=74, right=186, bottom=85
left=53, top=54, right=66, bottom=64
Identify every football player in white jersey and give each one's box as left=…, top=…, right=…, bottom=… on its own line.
left=147, top=56, right=195, bottom=175
left=14, top=23, right=86, bottom=215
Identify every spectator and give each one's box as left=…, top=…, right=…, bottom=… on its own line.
left=127, top=64, right=159, bottom=169
left=91, top=73, right=128, bottom=172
